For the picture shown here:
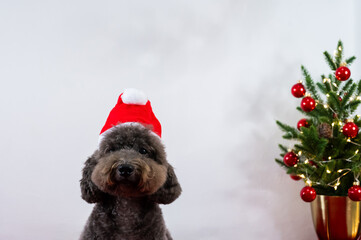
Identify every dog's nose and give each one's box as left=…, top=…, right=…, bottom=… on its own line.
left=117, top=164, right=134, bottom=177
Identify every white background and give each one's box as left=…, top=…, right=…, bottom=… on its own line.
left=0, top=1, right=360, bottom=239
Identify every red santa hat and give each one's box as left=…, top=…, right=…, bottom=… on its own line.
left=98, top=89, right=161, bottom=145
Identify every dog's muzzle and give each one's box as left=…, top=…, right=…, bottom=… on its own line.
left=113, top=163, right=140, bottom=184
left=117, top=164, right=134, bottom=178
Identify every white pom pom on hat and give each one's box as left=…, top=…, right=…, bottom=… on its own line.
left=121, top=88, right=148, bottom=105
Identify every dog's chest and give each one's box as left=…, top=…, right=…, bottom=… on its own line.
left=112, top=199, right=144, bottom=228
left=109, top=198, right=163, bottom=238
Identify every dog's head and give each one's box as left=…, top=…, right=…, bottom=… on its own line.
left=93, top=124, right=167, bottom=197
left=81, top=124, right=181, bottom=203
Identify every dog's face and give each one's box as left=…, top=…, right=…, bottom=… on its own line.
left=91, top=125, right=168, bottom=198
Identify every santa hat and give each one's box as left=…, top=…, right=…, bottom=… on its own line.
left=98, top=89, right=161, bottom=145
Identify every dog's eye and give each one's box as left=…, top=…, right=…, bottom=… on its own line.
left=139, top=148, right=148, bottom=154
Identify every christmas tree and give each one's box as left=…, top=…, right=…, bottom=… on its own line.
left=276, top=41, right=361, bottom=202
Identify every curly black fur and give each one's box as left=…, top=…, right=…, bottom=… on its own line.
left=80, top=124, right=181, bottom=240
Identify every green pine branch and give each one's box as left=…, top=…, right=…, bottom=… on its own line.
left=341, top=79, right=354, bottom=94
left=316, top=82, right=328, bottom=94
left=341, top=84, right=357, bottom=109
left=332, top=73, right=342, bottom=88
left=328, top=91, right=341, bottom=113
left=276, top=120, right=299, bottom=139
left=278, top=144, right=288, bottom=153
left=354, top=115, right=361, bottom=125
left=345, top=100, right=361, bottom=116
left=351, top=160, right=361, bottom=173
left=294, top=143, right=309, bottom=153
left=298, top=125, right=328, bottom=158
left=301, top=65, right=320, bottom=100
left=287, top=163, right=316, bottom=175
left=321, top=75, right=332, bottom=92
left=323, top=51, right=337, bottom=70
left=357, top=80, right=361, bottom=95
left=275, top=159, right=288, bottom=168
left=296, top=106, right=319, bottom=119
left=335, top=40, right=344, bottom=67
left=346, top=56, right=356, bottom=65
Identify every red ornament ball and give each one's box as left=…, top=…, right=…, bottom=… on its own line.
left=348, top=185, right=361, bottom=201
left=301, top=97, right=316, bottom=112
left=291, top=83, right=306, bottom=98
left=335, top=66, right=351, bottom=81
left=283, top=152, right=299, bottom=167
left=343, top=122, right=359, bottom=138
left=290, top=174, right=302, bottom=181
left=297, top=118, right=310, bottom=131
left=308, top=160, right=318, bottom=167
left=300, top=186, right=317, bottom=202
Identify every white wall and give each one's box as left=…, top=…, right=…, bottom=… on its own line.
left=0, top=1, right=359, bottom=239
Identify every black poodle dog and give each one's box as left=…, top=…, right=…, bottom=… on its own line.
left=80, top=124, right=182, bottom=240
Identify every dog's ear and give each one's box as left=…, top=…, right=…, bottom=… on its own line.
left=80, top=151, right=109, bottom=203
left=149, top=164, right=182, bottom=204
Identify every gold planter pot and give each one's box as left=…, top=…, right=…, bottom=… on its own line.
left=311, top=195, right=361, bottom=240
